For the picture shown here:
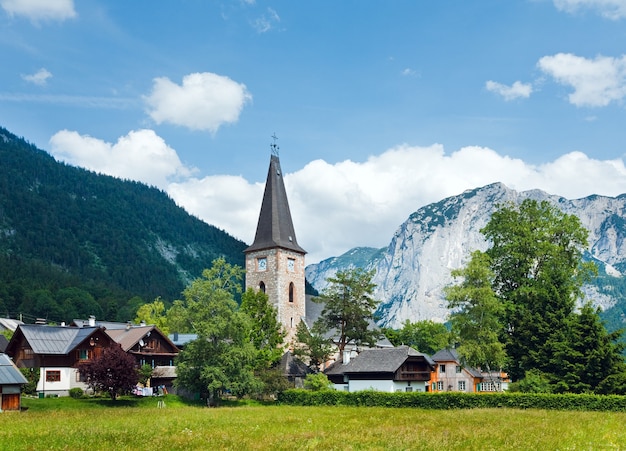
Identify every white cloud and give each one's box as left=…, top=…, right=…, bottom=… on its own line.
left=49, top=129, right=196, bottom=190
left=251, top=7, right=280, bottom=33
left=144, top=72, right=252, bottom=133
left=485, top=80, right=533, bottom=101
left=538, top=53, right=626, bottom=107
left=1, top=0, right=76, bottom=22
left=21, top=68, right=52, bottom=86
left=553, top=0, right=626, bottom=19
left=47, top=129, right=626, bottom=264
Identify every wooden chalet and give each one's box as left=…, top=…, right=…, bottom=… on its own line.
left=0, top=353, right=28, bottom=411
left=105, top=325, right=179, bottom=368
left=5, top=324, right=113, bottom=396
left=325, top=346, right=436, bottom=392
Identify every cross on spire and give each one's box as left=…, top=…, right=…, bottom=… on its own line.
left=270, top=133, right=279, bottom=157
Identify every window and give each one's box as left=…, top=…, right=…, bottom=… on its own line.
left=456, top=365, right=462, bottom=373
left=289, top=282, right=294, bottom=303
left=259, top=282, right=266, bottom=293
left=405, top=386, right=413, bottom=392
left=46, top=370, right=61, bottom=382
left=458, top=380, right=466, bottom=391
left=78, top=349, right=89, bottom=360
left=437, top=381, right=444, bottom=391
left=440, top=364, right=446, bottom=373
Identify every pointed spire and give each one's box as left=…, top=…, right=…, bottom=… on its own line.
left=245, top=154, right=306, bottom=254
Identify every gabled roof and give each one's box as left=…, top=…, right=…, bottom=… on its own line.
left=279, top=351, right=312, bottom=378
left=106, top=325, right=178, bottom=353
left=326, top=346, right=435, bottom=376
left=0, top=353, right=27, bottom=385
left=431, top=348, right=459, bottom=363
left=432, top=348, right=483, bottom=378
left=245, top=155, right=306, bottom=254
left=13, top=324, right=103, bottom=355
left=0, top=318, right=23, bottom=332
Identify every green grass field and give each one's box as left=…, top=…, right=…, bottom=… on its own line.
left=1, top=395, right=625, bottom=450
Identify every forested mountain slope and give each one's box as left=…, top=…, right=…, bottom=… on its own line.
left=0, top=126, right=247, bottom=323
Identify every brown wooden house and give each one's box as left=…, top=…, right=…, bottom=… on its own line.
left=0, top=353, right=28, bottom=411
left=5, top=324, right=113, bottom=397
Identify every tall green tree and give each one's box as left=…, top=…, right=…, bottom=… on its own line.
left=444, top=250, right=506, bottom=375
left=481, top=199, right=597, bottom=381
left=553, top=303, right=625, bottom=393
left=313, top=268, right=381, bottom=354
left=174, top=258, right=261, bottom=405
left=240, top=288, right=284, bottom=367
left=382, top=319, right=453, bottom=355
left=293, top=320, right=334, bottom=370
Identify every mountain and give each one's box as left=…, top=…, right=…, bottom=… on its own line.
left=0, top=126, right=247, bottom=323
left=305, top=183, right=626, bottom=329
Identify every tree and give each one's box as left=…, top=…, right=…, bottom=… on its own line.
left=313, top=268, right=381, bottom=355
left=553, top=303, right=626, bottom=393
left=444, top=250, right=506, bottom=377
left=174, top=258, right=261, bottom=405
left=240, top=288, right=284, bottom=368
left=382, top=319, right=453, bottom=355
left=135, top=297, right=170, bottom=333
left=481, top=199, right=596, bottom=381
left=79, top=343, right=138, bottom=400
left=293, top=320, right=334, bottom=370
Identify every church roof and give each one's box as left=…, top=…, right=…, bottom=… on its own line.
left=245, top=154, right=306, bottom=254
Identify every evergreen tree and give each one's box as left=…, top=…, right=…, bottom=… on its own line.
left=293, top=320, right=334, bottom=370
left=444, top=250, right=506, bottom=375
left=313, top=268, right=381, bottom=354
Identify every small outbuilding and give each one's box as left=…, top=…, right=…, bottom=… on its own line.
left=0, top=353, right=28, bottom=411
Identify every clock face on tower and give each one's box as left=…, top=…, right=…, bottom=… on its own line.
left=287, top=258, right=295, bottom=272
left=258, top=257, right=267, bottom=271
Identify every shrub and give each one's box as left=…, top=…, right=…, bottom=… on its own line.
left=278, top=389, right=626, bottom=412
left=303, top=373, right=333, bottom=391
left=69, top=388, right=84, bottom=399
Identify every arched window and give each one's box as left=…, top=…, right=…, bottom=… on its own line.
left=289, top=282, right=294, bottom=303
left=259, top=281, right=266, bottom=293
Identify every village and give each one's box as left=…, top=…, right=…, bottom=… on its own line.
left=0, top=152, right=510, bottom=412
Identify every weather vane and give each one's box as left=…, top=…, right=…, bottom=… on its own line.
left=270, top=133, right=279, bottom=157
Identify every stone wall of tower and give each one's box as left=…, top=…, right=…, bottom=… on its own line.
left=245, top=248, right=306, bottom=344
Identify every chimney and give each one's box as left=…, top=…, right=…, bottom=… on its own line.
left=342, top=349, right=351, bottom=365
left=88, top=315, right=96, bottom=327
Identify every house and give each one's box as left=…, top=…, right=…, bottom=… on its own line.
left=5, top=324, right=113, bottom=396
left=0, top=353, right=28, bottom=411
left=325, top=346, right=436, bottom=392
left=279, top=351, right=312, bottom=388
left=431, top=349, right=509, bottom=392
left=105, top=324, right=179, bottom=368
left=73, top=318, right=179, bottom=368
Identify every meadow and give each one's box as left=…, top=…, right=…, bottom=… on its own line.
left=1, top=395, right=625, bottom=450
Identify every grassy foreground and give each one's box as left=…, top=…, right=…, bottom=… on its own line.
left=1, top=396, right=625, bottom=450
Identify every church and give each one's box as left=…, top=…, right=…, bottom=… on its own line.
left=244, top=145, right=307, bottom=345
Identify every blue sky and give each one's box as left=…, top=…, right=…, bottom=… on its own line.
left=2, top=0, right=626, bottom=263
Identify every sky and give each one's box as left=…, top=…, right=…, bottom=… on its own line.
left=2, top=0, right=626, bottom=264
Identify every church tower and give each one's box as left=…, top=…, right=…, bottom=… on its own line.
left=245, top=143, right=306, bottom=344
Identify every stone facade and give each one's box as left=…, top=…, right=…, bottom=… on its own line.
left=245, top=247, right=305, bottom=344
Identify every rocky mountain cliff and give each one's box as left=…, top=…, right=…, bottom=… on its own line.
left=305, top=183, right=626, bottom=328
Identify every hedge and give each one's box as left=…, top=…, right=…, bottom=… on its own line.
left=277, top=389, right=626, bottom=412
